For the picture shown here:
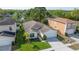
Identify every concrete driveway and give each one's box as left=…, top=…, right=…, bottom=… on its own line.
left=47, top=37, right=73, bottom=51
left=69, top=34, right=79, bottom=42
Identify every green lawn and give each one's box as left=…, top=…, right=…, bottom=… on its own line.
left=16, top=42, right=51, bottom=51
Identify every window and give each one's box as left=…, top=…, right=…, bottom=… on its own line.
left=30, top=33, right=34, bottom=37
left=9, top=27, right=12, bottom=31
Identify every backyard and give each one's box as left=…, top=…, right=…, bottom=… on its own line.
left=14, top=23, right=51, bottom=51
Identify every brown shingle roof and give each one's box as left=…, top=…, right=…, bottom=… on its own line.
left=48, top=17, right=76, bottom=24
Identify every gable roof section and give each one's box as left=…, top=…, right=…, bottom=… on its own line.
left=48, top=17, right=76, bottom=24
left=32, top=22, right=43, bottom=30
left=0, top=17, right=16, bottom=25
left=23, top=21, right=52, bottom=33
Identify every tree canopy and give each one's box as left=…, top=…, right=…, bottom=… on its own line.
left=48, top=9, right=79, bottom=21
left=0, top=7, right=79, bottom=22
left=25, top=7, right=52, bottom=22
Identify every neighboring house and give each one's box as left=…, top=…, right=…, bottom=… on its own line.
left=48, top=17, right=76, bottom=35
left=23, top=21, right=57, bottom=39
left=0, top=17, right=16, bottom=51
left=0, top=17, right=16, bottom=33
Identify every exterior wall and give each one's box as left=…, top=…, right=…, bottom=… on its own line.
left=66, top=28, right=76, bottom=35
left=44, top=30, right=57, bottom=38
left=40, top=32, right=44, bottom=38
left=48, top=20, right=66, bottom=35
left=40, top=30, right=57, bottom=39
left=67, top=23, right=76, bottom=29
left=66, top=23, right=76, bottom=35
left=0, top=23, right=16, bottom=32
left=64, top=24, right=67, bottom=34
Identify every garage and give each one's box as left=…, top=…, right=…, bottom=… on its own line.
left=0, top=45, right=11, bottom=51
left=44, top=30, right=57, bottom=39
left=66, top=29, right=75, bottom=35
left=0, top=36, right=12, bottom=51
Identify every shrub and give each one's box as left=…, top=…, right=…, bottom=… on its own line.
left=57, top=34, right=64, bottom=41
left=42, top=19, right=48, bottom=25
left=65, top=33, right=69, bottom=36
left=76, top=26, right=79, bottom=33
left=42, top=35, right=47, bottom=40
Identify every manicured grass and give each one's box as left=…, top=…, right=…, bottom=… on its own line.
left=16, top=42, right=51, bottom=51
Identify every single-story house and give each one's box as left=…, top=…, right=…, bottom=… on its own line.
left=23, top=21, right=57, bottom=39
left=48, top=17, right=76, bottom=35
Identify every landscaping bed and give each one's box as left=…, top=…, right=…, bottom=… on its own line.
left=76, top=25, right=79, bottom=33
left=57, top=34, right=75, bottom=44
left=69, top=43, right=79, bottom=50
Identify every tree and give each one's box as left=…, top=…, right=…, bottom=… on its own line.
left=25, top=7, right=52, bottom=23
left=23, top=32, right=30, bottom=43
left=12, top=12, right=18, bottom=21
left=12, top=10, right=25, bottom=22
left=48, top=10, right=65, bottom=17
left=48, top=8, right=79, bottom=21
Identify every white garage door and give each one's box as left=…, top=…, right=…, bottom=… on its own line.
left=0, top=45, right=11, bottom=51
left=66, top=29, right=75, bottom=35
left=0, top=36, right=12, bottom=51
left=44, top=30, right=57, bottom=39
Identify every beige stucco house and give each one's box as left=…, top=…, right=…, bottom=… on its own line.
left=48, top=17, right=76, bottom=35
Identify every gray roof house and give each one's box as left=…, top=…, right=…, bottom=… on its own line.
left=0, top=17, right=16, bottom=51
left=23, top=21, right=57, bottom=39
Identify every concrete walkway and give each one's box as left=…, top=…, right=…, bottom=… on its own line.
left=41, top=38, right=73, bottom=51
